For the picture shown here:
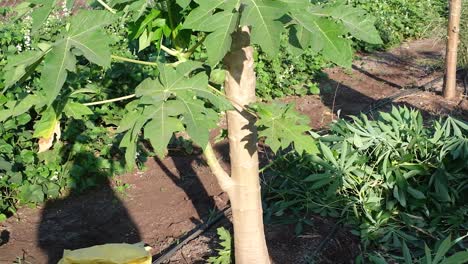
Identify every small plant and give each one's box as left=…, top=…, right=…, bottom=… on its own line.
left=362, top=234, right=468, bottom=264
left=208, top=227, right=233, bottom=264
left=264, top=106, right=468, bottom=261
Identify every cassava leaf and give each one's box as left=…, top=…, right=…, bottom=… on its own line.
left=441, top=251, right=468, bottom=264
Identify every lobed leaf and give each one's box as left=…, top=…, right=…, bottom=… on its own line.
left=255, top=102, right=318, bottom=154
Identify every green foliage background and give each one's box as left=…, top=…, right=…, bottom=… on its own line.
left=0, top=4, right=152, bottom=219
left=348, top=0, right=448, bottom=49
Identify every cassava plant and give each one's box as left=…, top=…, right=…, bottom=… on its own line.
left=1, top=0, right=381, bottom=262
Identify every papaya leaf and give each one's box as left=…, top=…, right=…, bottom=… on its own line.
left=144, top=104, right=184, bottom=157
left=33, top=107, right=58, bottom=139
left=289, top=11, right=353, bottom=67
left=255, top=102, right=318, bottom=154
left=240, top=0, right=286, bottom=56
left=39, top=10, right=115, bottom=105
left=3, top=50, right=46, bottom=90
left=316, top=0, right=383, bottom=44
left=30, top=0, right=57, bottom=33
left=183, top=0, right=240, bottom=65
left=41, top=41, right=76, bottom=106
left=124, top=64, right=227, bottom=163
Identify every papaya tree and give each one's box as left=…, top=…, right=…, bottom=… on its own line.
left=1, top=0, right=381, bottom=262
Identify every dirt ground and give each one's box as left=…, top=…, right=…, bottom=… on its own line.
left=1, top=38, right=467, bottom=264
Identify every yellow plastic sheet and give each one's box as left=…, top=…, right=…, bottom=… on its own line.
left=57, top=243, right=152, bottom=264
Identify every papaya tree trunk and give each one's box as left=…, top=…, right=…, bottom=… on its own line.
left=223, top=26, right=270, bottom=264
left=444, top=0, right=462, bottom=99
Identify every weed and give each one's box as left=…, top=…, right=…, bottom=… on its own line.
left=208, top=227, right=232, bottom=264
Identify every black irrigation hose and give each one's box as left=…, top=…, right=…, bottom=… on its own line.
left=152, top=207, right=232, bottom=264
left=150, top=72, right=461, bottom=263
left=308, top=221, right=341, bottom=260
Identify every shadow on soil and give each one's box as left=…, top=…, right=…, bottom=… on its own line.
left=319, top=74, right=467, bottom=122
left=154, top=155, right=216, bottom=226
left=38, top=175, right=141, bottom=264
left=37, top=120, right=141, bottom=264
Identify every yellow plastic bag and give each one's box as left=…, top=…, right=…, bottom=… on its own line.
left=57, top=243, right=152, bottom=264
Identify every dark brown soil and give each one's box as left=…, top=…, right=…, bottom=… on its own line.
left=160, top=216, right=360, bottom=264
left=288, top=39, right=467, bottom=128
left=1, top=38, right=467, bottom=264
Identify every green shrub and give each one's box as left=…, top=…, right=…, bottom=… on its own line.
left=254, top=35, right=328, bottom=99
left=348, top=0, right=447, bottom=48
left=0, top=5, right=152, bottom=219
left=264, top=106, right=468, bottom=261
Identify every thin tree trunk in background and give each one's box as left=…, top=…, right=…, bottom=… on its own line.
left=223, top=26, right=271, bottom=264
left=444, top=0, right=462, bottom=99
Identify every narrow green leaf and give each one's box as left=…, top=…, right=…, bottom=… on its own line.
left=433, top=235, right=454, bottom=264
left=441, top=251, right=468, bottom=264
left=425, top=243, right=433, bottom=264
left=407, top=186, right=426, bottom=200
left=402, top=241, right=412, bottom=264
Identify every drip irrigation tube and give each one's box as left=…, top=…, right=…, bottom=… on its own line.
left=152, top=207, right=232, bottom=264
